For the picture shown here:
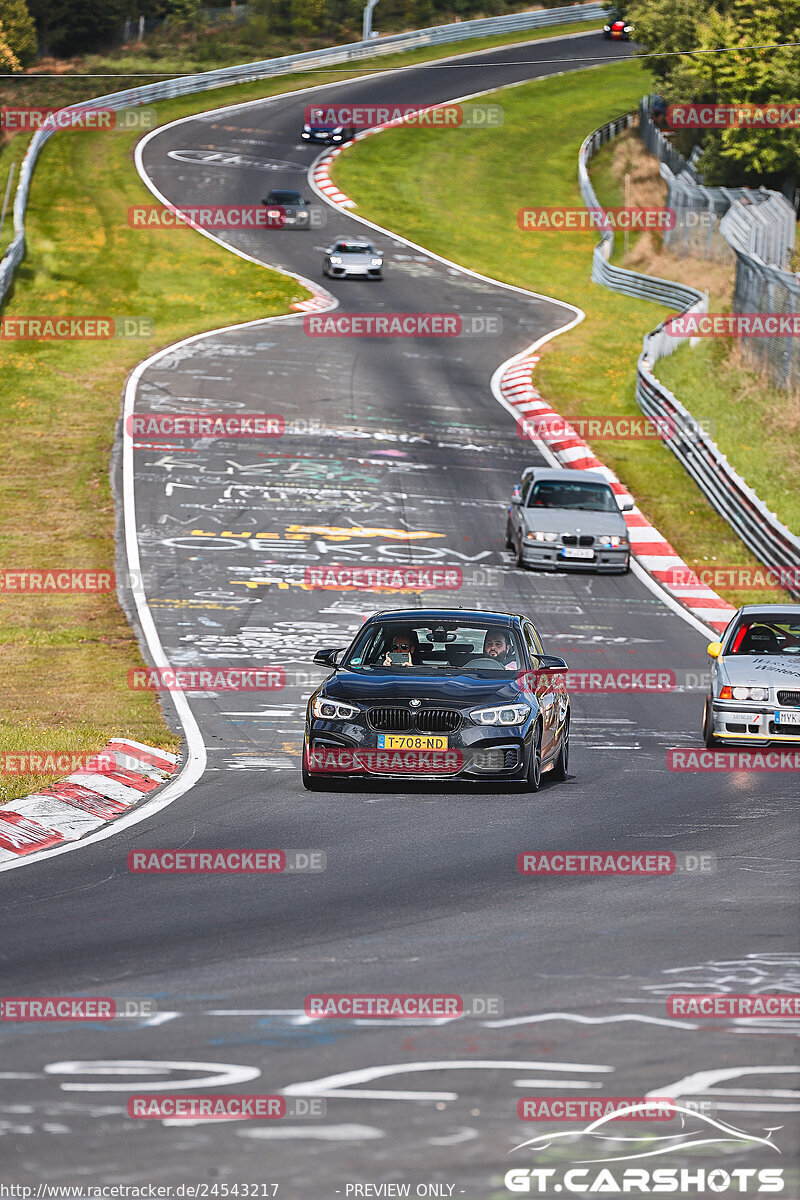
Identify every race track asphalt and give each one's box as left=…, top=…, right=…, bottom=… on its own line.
left=1, top=29, right=797, bottom=1195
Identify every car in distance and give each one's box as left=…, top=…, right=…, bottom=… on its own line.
left=603, top=13, right=634, bottom=38
left=323, top=239, right=383, bottom=279
left=702, top=604, right=800, bottom=747
left=261, top=189, right=312, bottom=229
left=302, top=609, right=570, bottom=792
left=505, top=467, right=632, bottom=573
left=301, top=116, right=356, bottom=145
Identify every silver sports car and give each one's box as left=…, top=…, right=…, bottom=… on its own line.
left=703, top=604, right=800, bottom=746
left=506, top=467, right=632, bottom=573
left=323, top=239, right=383, bottom=279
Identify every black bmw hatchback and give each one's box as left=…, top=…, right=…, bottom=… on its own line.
left=302, top=609, right=570, bottom=791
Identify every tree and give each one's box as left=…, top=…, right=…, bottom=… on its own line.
left=25, top=0, right=133, bottom=56
left=0, top=17, right=21, bottom=68
left=0, top=0, right=36, bottom=66
left=628, top=0, right=800, bottom=187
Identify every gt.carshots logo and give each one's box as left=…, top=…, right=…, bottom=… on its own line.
left=503, top=1169, right=784, bottom=1193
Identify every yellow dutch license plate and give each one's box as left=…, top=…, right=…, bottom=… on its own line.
left=377, top=734, right=448, bottom=750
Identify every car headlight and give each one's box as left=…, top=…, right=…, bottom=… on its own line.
left=470, top=703, right=531, bottom=726
left=302, top=124, right=311, bottom=131
left=624, top=24, right=633, bottom=30
left=312, top=696, right=360, bottom=720
left=329, top=255, right=342, bottom=264
left=525, top=530, right=558, bottom=542
left=268, top=209, right=281, bottom=218
left=603, top=24, right=610, bottom=30
left=370, top=258, right=382, bottom=267
left=727, top=686, right=770, bottom=702
left=598, top=534, right=628, bottom=548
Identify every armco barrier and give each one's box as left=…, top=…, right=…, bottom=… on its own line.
left=578, top=112, right=800, bottom=598
left=0, top=3, right=604, bottom=308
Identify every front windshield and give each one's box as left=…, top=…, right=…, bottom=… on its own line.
left=343, top=621, right=524, bottom=674
left=268, top=191, right=301, bottom=203
left=725, top=617, right=800, bottom=655
left=527, top=480, right=618, bottom=512
left=340, top=244, right=373, bottom=255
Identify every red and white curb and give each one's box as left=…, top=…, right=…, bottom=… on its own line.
left=312, top=145, right=357, bottom=208
left=0, top=739, right=178, bottom=864
left=291, top=280, right=333, bottom=313
left=500, top=354, right=735, bottom=634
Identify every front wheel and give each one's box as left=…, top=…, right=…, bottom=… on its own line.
left=302, top=748, right=324, bottom=791
left=515, top=536, right=526, bottom=569
left=525, top=723, right=542, bottom=792
left=703, top=697, right=719, bottom=748
left=550, top=715, right=570, bottom=781
left=504, top=521, right=514, bottom=550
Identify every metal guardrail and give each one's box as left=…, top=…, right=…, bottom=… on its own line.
left=579, top=110, right=800, bottom=595
left=578, top=114, right=705, bottom=310
left=0, top=4, right=605, bottom=306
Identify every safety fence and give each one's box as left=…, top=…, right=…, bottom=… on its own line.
left=579, top=111, right=800, bottom=596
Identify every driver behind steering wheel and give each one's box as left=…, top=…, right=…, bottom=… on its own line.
left=483, top=627, right=519, bottom=670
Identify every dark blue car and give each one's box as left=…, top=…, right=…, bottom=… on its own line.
left=302, top=609, right=570, bottom=791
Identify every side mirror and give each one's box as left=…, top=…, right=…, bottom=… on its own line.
left=536, top=654, right=569, bottom=674
left=618, top=495, right=635, bottom=512
left=706, top=642, right=722, bottom=659
left=511, top=485, right=522, bottom=506
left=313, top=647, right=344, bottom=667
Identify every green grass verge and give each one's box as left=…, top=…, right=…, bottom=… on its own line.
left=332, top=57, right=791, bottom=610
left=0, top=16, right=607, bottom=806
left=656, top=341, right=800, bottom=537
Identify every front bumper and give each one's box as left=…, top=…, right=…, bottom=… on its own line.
left=520, top=544, right=629, bottom=573
left=305, top=719, right=532, bottom=780
left=709, top=701, right=800, bottom=745
left=326, top=265, right=382, bottom=278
